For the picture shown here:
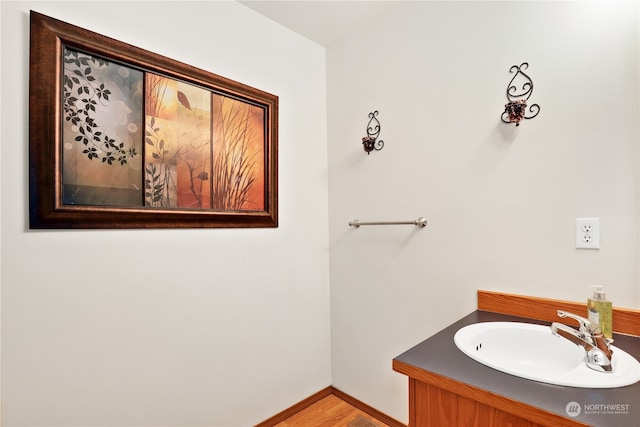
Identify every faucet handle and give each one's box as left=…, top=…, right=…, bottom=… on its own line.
left=556, top=310, right=601, bottom=335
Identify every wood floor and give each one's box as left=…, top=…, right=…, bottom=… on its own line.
left=274, top=394, right=392, bottom=427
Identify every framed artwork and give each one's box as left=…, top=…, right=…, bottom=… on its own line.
left=29, top=11, right=278, bottom=229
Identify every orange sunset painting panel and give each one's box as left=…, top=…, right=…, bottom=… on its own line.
left=145, top=74, right=212, bottom=208
left=211, top=94, right=265, bottom=211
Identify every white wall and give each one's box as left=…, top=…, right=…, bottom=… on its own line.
left=327, top=1, right=639, bottom=423
left=1, top=2, right=330, bottom=426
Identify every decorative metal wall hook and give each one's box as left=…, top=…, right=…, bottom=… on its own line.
left=362, top=110, right=384, bottom=154
left=501, top=62, right=540, bottom=126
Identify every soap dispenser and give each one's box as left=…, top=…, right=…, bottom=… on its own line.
left=587, top=285, right=613, bottom=339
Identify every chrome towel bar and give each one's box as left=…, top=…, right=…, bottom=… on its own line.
left=348, top=217, right=427, bottom=228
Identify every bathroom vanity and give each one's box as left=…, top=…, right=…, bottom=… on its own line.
left=393, top=292, right=640, bottom=427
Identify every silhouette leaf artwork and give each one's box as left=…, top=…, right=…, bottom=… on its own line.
left=177, top=91, right=191, bottom=111
left=63, top=48, right=138, bottom=164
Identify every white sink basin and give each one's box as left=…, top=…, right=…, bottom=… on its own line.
left=454, top=322, right=640, bottom=388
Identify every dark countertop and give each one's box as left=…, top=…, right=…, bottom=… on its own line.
left=394, top=310, right=640, bottom=427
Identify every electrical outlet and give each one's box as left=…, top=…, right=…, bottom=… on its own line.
left=576, top=218, right=600, bottom=249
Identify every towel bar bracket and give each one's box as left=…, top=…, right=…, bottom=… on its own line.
left=349, top=217, right=427, bottom=228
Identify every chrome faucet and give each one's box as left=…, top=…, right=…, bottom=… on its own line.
left=550, top=310, right=614, bottom=373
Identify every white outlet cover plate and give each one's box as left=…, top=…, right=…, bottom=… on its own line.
left=576, top=218, right=600, bottom=249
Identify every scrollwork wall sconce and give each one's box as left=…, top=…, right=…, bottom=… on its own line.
left=362, top=110, right=384, bottom=154
left=501, top=62, right=540, bottom=126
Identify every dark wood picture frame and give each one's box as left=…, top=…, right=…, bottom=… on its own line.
left=29, top=11, right=278, bottom=229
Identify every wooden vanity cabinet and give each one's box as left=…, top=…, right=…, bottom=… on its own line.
left=394, top=360, right=585, bottom=427
left=410, top=379, right=549, bottom=427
